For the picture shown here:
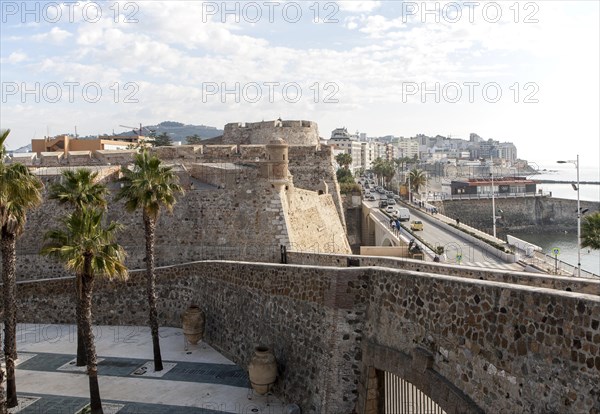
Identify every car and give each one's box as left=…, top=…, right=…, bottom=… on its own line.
left=386, top=205, right=395, bottom=213
left=410, top=220, right=424, bottom=231
left=387, top=198, right=396, bottom=205
left=367, top=195, right=376, bottom=201
left=396, top=207, right=410, bottom=221
left=379, top=200, right=388, bottom=208
left=377, top=188, right=385, bottom=194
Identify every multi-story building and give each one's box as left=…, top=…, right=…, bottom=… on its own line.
left=328, top=128, right=363, bottom=173
left=397, top=138, right=419, bottom=159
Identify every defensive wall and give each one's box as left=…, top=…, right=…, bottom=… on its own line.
left=7, top=141, right=346, bottom=234
left=7, top=157, right=349, bottom=281
left=437, top=197, right=600, bottom=233
left=6, top=260, right=600, bottom=414
left=222, top=120, right=320, bottom=146
left=286, top=251, right=600, bottom=295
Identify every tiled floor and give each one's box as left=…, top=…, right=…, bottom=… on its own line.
left=8, top=324, right=285, bottom=414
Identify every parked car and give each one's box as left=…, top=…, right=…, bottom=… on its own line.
left=410, top=220, right=424, bottom=231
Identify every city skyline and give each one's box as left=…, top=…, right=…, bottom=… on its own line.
left=1, top=1, right=598, bottom=166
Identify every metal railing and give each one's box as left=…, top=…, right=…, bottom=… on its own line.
left=384, top=372, right=446, bottom=414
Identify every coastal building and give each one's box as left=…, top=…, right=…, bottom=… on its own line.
left=450, top=176, right=538, bottom=196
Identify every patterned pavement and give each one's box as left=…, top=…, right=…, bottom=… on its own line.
left=8, top=324, right=285, bottom=414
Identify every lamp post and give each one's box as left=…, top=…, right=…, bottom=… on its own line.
left=557, top=155, right=580, bottom=277
left=491, top=156, right=497, bottom=238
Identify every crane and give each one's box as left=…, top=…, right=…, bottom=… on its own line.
left=118, top=123, right=155, bottom=136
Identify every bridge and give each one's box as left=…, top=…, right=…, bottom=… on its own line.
left=362, top=200, right=524, bottom=271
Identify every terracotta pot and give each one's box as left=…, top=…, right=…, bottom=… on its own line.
left=248, top=345, right=277, bottom=394
left=182, top=305, right=205, bottom=345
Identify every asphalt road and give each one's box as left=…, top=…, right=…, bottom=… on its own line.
left=364, top=192, right=523, bottom=271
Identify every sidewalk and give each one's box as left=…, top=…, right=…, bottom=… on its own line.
left=7, top=324, right=285, bottom=414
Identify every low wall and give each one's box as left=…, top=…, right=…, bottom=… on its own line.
left=6, top=261, right=600, bottom=414
left=287, top=252, right=600, bottom=296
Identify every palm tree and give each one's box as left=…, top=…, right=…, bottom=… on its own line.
left=0, top=129, right=44, bottom=408
left=115, top=151, right=184, bottom=371
left=335, top=153, right=353, bottom=170
left=581, top=212, right=600, bottom=250
left=41, top=207, right=127, bottom=414
left=407, top=168, right=427, bottom=194
left=49, top=168, right=108, bottom=366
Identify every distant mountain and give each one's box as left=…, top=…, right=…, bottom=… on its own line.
left=9, top=143, right=32, bottom=153
left=117, top=121, right=223, bottom=142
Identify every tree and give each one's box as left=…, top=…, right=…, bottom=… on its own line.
left=372, top=158, right=396, bottom=187
left=149, top=132, right=173, bottom=147
left=48, top=168, right=108, bottom=366
left=407, top=168, right=427, bottom=194
left=185, top=134, right=203, bottom=145
left=336, top=168, right=354, bottom=184
left=0, top=129, right=44, bottom=408
left=115, top=151, right=184, bottom=371
left=581, top=212, right=600, bottom=250
left=42, top=207, right=127, bottom=414
left=335, top=153, right=352, bottom=170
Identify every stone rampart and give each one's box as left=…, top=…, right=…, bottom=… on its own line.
left=286, top=251, right=600, bottom=295
left=10, top=181, right=290, bottom=280
left=7, top=261, right=600, bottom=414
left=284, top=188, right=351, bottom=253
left=223, top=120, right=319, bottom=146
left=441, top=197, right=600, bottom=232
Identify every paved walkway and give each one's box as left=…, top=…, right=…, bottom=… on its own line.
left=6, top=324, right=285, bottom=414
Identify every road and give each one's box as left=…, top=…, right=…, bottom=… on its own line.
left=364, top=192, right=523, bottom=271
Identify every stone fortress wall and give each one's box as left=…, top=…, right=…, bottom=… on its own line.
left=222, top=119, right=320, bottom=146
left=8, top=260, right=600, bottom=414
left=5, top=121, right=351, bottom=280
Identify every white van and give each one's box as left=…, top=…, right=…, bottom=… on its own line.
left=396, top=208, right=410, bottom=222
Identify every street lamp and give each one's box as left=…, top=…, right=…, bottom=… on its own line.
left=557, top=155, right=580, bottom=277
left=491, top=156, right=497, bottom=238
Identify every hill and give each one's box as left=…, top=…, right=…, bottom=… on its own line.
left=118, top=121, right=223, bottom=142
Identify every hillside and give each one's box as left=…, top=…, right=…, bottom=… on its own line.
left=117, top=121, right=223, bottom=142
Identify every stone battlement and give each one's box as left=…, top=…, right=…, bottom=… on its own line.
left=223, top=119, right=319, bottom=146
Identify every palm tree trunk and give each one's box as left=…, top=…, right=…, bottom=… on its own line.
left=0, top=315, right=7, bottom=414
left=1, top=227, right=18, bottom=408
left=144, top=212, right=163, bottom=371
left=81, top=256, right=103, bottom=414
left=76, top=275, right=87, bottom=366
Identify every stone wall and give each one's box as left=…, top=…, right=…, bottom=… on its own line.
left=223, top=120, right=319, bottom=146
left=9, top=261, right=366, bottom=414
left=11, top=181, right=289, bottom=280
left=286, top=251, right=600, bottom=295
left=441, top=197, right=600, bottom=232
left=7, top=261, right=600, bottom=414
left=284, top=188, right=351, bottom=253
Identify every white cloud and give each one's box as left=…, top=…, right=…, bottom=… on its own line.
left=7, top=51, right=28, bottom=64
left=31, top=27, right=73, bottom=43
left=337, top=1, right=382, bottom=13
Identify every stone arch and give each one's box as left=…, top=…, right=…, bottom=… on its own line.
left=359, top=342, right=483, bottom=414
left=381, top=237, right=394, bottom=247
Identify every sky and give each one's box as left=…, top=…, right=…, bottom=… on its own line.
left=1, top=0, right=599, bottom=168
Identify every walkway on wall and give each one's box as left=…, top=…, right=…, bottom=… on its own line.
left=9, top=324, right=286, bottom=414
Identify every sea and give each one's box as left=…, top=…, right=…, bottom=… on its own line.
left=511, top=161, right=600, bottom=275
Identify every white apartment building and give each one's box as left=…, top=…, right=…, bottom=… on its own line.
left=397, top=138, right=419, bottom=159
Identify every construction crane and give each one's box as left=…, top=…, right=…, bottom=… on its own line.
left=119, top=124, right=155, bottom=136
